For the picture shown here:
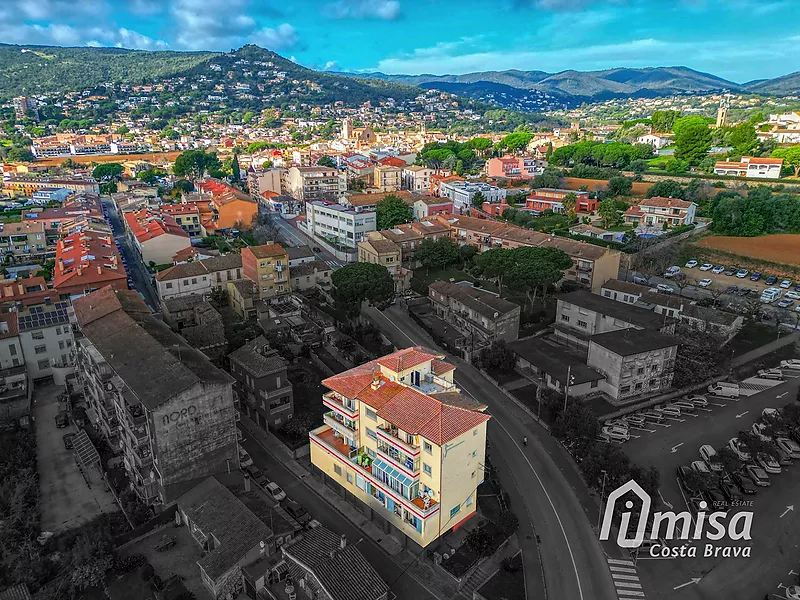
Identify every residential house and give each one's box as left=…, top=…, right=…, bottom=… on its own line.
left=242, top=243, right=290, bottom=301
left=227, top=279, right=260, bottom=320
left=587, top=328, right=678, bottom=401
left=158, top=203, right=206, bottom=237
left=0, top=365, right=30, bottom=429
left=481, top=202, right=512, bottom=218
left=429, top=281, right=521, bottom=350
left=429, top=174, right=463, bottom=196
left=413, top=197, right=453, bottom=220
left=402, top=165, right=433, bottom=192
left=678, top=304, right=743, bottom=341
left=525, top=189, right=596, bottom=214
left=162, top=297, right=227, bottom=361
left=74, top=286, right=238, bottom=505
left=290, top=260, right=332, bottom=291
left=554, top=290, right=673, bottom=350
left=310, top=347, right=490, bottom=548
left=53, top=231, right=127, bottom=299
left=4, top=177, right=99, bottom=198
left=229, top=335, right=294, bottom=431
left=439, top=180, right=507, bottom=212
left=636, top=134, right=670, bottom=150
left=0, top=221, right=51, bottom=262
left=485, top=156, right=542, bottom=179
left=714, top=156, right=783, bottom=179
left=17, top=302, right=76, bottom=380
left=248, top=166, right=283, bottom=202
left=283, top=167, right=347, bottom=202
left=569, top=224, right=615, bottom=241
left=635, top=292, right=686, bottom=318
left=0, top=276, right=58, bottom=308
left=358, top=238, right=401, bottom=272
left=623, top=197, right=697, bottom=228
left=156, top=254, right=243, bottom=301
left=339, top=191, right=417, bottom=213
left=125, top=209, right=191, bottom=266
left=22, top=193, right=104, bottom=232
left=373, top=165, right=402, bottom=193
left=304, top=201, right=376, bottom=249
left=195, top=179, right=259, bottom=234
left=509, top=336, right=604, bottom=397
left=287, top=246, right=316, bottom=267
left=177, top=476, right=274, bottom=598
left=600, top=279, right=651, bottom=305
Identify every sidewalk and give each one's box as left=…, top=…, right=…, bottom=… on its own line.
left=238, top=414, right=464, bottom=600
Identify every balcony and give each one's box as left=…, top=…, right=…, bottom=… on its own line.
left=377, top=425, right=419, bottom=456
left=322, top=391, right=358, bottom=419
left=577, top=263, right=593, bottom=272
left=310, top=426, right=360, bottom=461
left=376, top=441, right=419, bottom=476
left=323, top=412, right=358, bottom=438
left=412, top=372, right=457, bottom=395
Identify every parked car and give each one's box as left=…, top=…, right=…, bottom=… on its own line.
left=63, top=433, right=76, bottom=450
left=641, top=410, right=665, bottom=423
left=725, top=285, right=739, bottom=294
left=285, top=501, right=312, bottom=526
left=776, top=437, right=800, bottom=459
left=685, top=394, right=708, bottom=408
left=601, top=426, right=630, bottom=443
left=717, top=480, right=743, bottom=504
left=245, top=465, right=269, bottom=488
left=785, top=585, right=800, bottom=600
left=691, top=460, right=711, bottom=475
left=672, top=400, right=696, bottom=413
left=664, top=266, right=681, bottom=278
left=708, top=382, right=739, bottom=398
left=781, top=359, right=800, bottom=369
left=698, top=278, right=713, bottom=288
left=751, top=422, right=773, bottom=442
left=633, top=275, right=649, bottom=285
left=704, top=488, right=728, bottom=512
left=699, top=445, right=722, bottom=471
left=765, top=275, right=778, bottom=285
left=757, top=452, right=782, bottom=474
left=736, top=269, right=749, bottom=278
left=728, top=438, right=751, bottom=462
left=685, top=260, right=698, bottom=268
left=786, top=291, right=800, bottom=300
left=724, top=267, right=737, bottom=276
left=605, top=419, right=629, bottom=431
left=781, top=280, right=793, bottom=289
left=750, top=272, right=762, bottom=281
left=762, top=407, right=782, bottom=420
left=774, top=447, right=793, bottom=466
left=744, top=464, right=771, bottom=486
left=731, top=470, right=757, bottom=495
left=757, top=368, right=785, bottom=380
left=699, top=263, right=713, bottom=271
left=778, top=299, right=794, bottom=308
left=265, top=482, right=287, bottom=502
left=653, top=404, right=680, bottom=418
left=238, top=445, right=253, bottom=468
left=656, top=283, right=675, bottom=293
left=623, top=414, right=647, bottom=427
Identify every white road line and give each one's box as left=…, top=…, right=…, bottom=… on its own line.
left=710, top=402, right=727, bottom=407
left=696, top=407, right=713, bottom=412
left=609, top=566, right=637, bottom=574
left=614, top=581, right=642, bottom=589
left=630, top=427, right=656, bottom=433
left=616, top=591, right=645, bottom=598
left=607, top=559, right=635, bottom=566
left=371, top=307, right=586, bottom=600
left=612, top=574, right=640, bottom=581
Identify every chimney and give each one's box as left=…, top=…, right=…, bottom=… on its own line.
left=243, top=473, right=251, bottom=492
left=340, top=534, right=346, bottom=549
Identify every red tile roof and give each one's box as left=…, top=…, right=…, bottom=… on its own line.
left=638, top=196, right=693, bottom=209
left=158, top=202, right=201, bottom=216
left=0, top=276, right=57, bottom=307
left=124, top=209, right=189, bottom=243
left=0, top=312, right=19, bottom=340
left=378, top=156, right=406, bottom=168
left=375, top=347, right=439, bottom=373
left=431, top=359, right=455, bottom=376
left=53, top=231, right=127, bottom=292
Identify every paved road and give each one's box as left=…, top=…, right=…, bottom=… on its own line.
left=623, top=373, right=800, bottom=600
left=366, top=304, right=619, bottom=600
left=261, top=208, right=343, bottom=268
left=103, top=198, right=159, bottom=311
left=238, top=425, right=436, bottom=600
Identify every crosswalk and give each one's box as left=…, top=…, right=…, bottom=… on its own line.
left=739, top=376, right=783, bottom=396
left=607, top=558, right=645, bottom=599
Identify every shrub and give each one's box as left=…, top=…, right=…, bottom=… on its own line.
left=113, top=553, right=146, bottom=574
left=141, top=563, right=155, bottom=581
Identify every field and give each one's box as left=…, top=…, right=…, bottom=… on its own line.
left=33, top=150, right=183, bottom=167
left=697, top=234, right=800, bottom=268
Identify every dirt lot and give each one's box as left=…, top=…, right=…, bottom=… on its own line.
left=697, top=234, right=800, bottom=269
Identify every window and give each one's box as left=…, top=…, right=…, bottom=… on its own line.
left=191, top=278, right=197, bottom=284
left=276, top=376, right=281, bottom=387
left=450, top=505, right=461, bottom=519
left=59, top=341, right=65, bottom=350
left=424, top=441, right=433, bottom=454
left=32, top=331, right=44, bottom=340
left=423, top=463, right=432, bottom=475
left=577, top=320, right=587, bottom=328
left=346, top=472, right=353, bottom=483
left=12, top=358, right=20, bottom=366
left=591, top=380, right=598, bottom=388
left=471, top=471, right=476, bottom=479
left=56, top=327, right=62, bottom=335
left=34, top=345, right=47, bottom=354
left=37, top=359, right=49, bottom=370
left=166, top=282, right=173, bottom=289
left=473, top=429, right=478, bottom=436
left=620, top=385, right=631, bottom=394
left=634, top=382, right=643, bottom=390
left=561, top=314, right=570, bottom=322
left=365, top=407, right=377, bottom=420
left=334, top=464, right=342, bottom=476
left=637, top=367, right=644, bottom=375
left=8, top=344, right=16, bottom=356
left=366, top=428, right=377, bottom=440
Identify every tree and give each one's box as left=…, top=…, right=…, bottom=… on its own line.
left=728, top=122, right=757, bottom=155
left=317, top=156, right=337, bottom=168
left=645, top=180, right=684, bottom=199
left=477, top=248, right=513, bottom=295
left=5, top=147, right=35, bottom=162
left=210, top=287, right=229, bottom=309
left=672, top=116, right=712, bottom=166
left=231, top=150, right=241, bottom=181
left=415, top=237, right=460, bottom=273
left=606, top=175, right=632, bottom=197
left=92, top=163, right=123, bottom=180
left=505, top=246, right=573, bottom=309
left=69, top=524, right=114, bottom=592
left=99, top=181, right=117, bottom=194
left=772, top=146, right=800, bottom=178
left=465, top=525, right=494, bottom=557
left=331, top=263, right=394, bottom=316
left=173, top=149, right=221, bottom=179
left=713, top=446, right=742, bottom=474
left=651, top=110, right=681, bottom=133
left=376, top=195, right=412, bottom=230
left=471, top=191, right=486, bottom=209
left=533, top=168, right=562, bottom=189
left=561, top=192, right=577, bottom=219
left=597, top=199, right=619, bottom=228
left=174, top=179, right=195, bottom=194
left=476, top=341, right=516, bottom=372
left=459, top=244, right=478, bottom=266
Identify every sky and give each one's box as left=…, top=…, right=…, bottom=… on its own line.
left=2, top=0, right=800, bottom=82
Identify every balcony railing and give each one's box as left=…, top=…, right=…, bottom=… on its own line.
left=376, top=442, right=419, bottom=475
left=322, top=391, right=358, bottom=419
left=324, top=412, right=358, bottom=438
left=377, top=425, right=419, bottom=456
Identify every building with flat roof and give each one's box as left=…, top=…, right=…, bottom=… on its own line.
left=304, top=201, right=376, bottom=249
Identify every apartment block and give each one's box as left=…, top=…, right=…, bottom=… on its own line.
left=402, top=165, right=433, bottom=192
left=53, top=230, right=128, bottom=298
left=158, top=203, right=206, bottom=237
left=195, top=179, right=259, bottom=234
left=714, top=156, right=784, bottom=179
left=413, top=197, right=453, bottom=220
left=156, top=254, right=243, bottom=301
left=247, top=165, right=283, bottom=201
left=526, top=189, right=596, bottom=214
left=124, top=209, right=191, bottom=266
left=304, top=201, right=376, bottom=249
left=358, top=238, right=401, bottom=273
left=310, top=347, right=490, bottom=549
left=17, top=302, right=76, bottom=380
left=229, top=335, right=294, bottom=431
left=485, top=156, right=542, bottom=179
left=373, top=165, right=403, bottom=193
left=4, top=177, right=100, bottom=198
left=283, top=167, right=347, bottom=202
left=0, top=221, right=52, bottom=262
left=74, top=286, right=238, bottom=505
left=439, top=180, right=506, bottom=211
left=242, top=243, right=290, bottom=301
left=289, top=260, right=332, bottom=291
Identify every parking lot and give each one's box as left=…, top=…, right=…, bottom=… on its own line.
left=615, top=368, right=800, bottom=600
left=35, top=383, right=117, bottom=533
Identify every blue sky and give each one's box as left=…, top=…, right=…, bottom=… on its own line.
left=2, top=0, right=800, bottom=82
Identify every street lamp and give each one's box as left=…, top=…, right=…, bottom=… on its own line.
left=597, top=469, right=608, bottom=531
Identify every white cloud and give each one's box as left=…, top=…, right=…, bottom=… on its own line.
left=249, top=23, right=298, bottom=50
left=323, top=60, right=339, bottom=71
left=322, top=0, right=400, bottom=20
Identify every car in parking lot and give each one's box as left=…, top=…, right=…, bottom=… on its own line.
left=776, top=437, right=800, bottom=459
left=778, top=298, right=795, bottom=309
left=765, top=275, right=778, bottom=285
left=698, top=278, right=713, bottom=288
left=640, top=410, right=665, bottom=423
left=699, top=263, right=713, bottom=271
left=685, top=394, right=708, bottom=408
left=663, top=266, right=681, bottom=278
left=265, top=482, right=287, bottom=502
left=704, top=488, right=728, bottom=512
left=699, top=445, right=722, bottom=471
left=710, top=265, right=725, bottom=274
left=672, top=400, right=696, bottom=413
left=756, top=452, right=782, bottom=474
left=780, top=359, right=800, bottom=369
left=285, top=500, right=312, bottom=526
left=633, top=275, right=649, bottom=284
left=653, top=404, right=680, bottom=418
left=745, top=464, right=771, bottom=486
left=728, top=438, right=751, bottom=461
left=774, top=447, right=792, bottom=466
left=756, top=368, right=784, bottom=380
left=736, top=269, right=749, bottom=278
left=785, top=585, right=800, bottom=600
left=691, top=460, right=711, bottom=475
left=751, top=422, right=773, bottom=441
left=786, top=291, right=800, bottom=300
left=685, top=260, right=698, bottom=268
left=605, top=419, right=629, bottom=431
left=623, top=414, right=646, bottom=427
left=718, top=479, right=743, bottom=504
left=55, top=411, right=69, bottom=428
left=656, top=283, right=674, bottom=293
left=731, top=470, right=757, bottom=495
left=724, top=267, right=737, bottom=276
left=750, top=272, right=762, bottom=281
left=63, top=433, right=76, bottom=450
left=601, top=426, right=630, bottom=443
left=781, top=280, right=793, bottom=289
left=245, top=465, right=269, bottom=488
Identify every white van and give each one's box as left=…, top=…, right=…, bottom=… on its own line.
left=760, top=287, right=783, bottom=303
left=708, top=382, right=740, bottom=398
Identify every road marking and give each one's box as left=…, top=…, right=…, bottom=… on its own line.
left=777, top=392, right=789, bottom=398
left=628, top=434, right=641, bottom=439
left=709, top=402, right=727, bottom=408
left=673, top=578, right=701, bottom=590
left=614, top=581, right=642, bottom=589
left=658, top=489, right=674, bottom=509
left=369, top=307, right=586, bottom=600
left=670, top=443, right=684, bottom=453
left=630, top=427, right=656, bottom=433
left=609, top=566, right=637, bottom=574
left=653, top=422, right=671, bottom=428
left=616, top=592, right=645, bottom=598
left=612, top=574, right=641, bottom=582
left=683, top=413, right=699, bottom=418
left=607, top=559, right=635, bottom=566
left=735, top=411, right=749, bottom=418
left=780, top=505, right=794, bottom=518
left=790, top=570, right=798, bottom=576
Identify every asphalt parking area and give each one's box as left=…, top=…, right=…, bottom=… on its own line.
left=617, top=372, right=800, bottom=600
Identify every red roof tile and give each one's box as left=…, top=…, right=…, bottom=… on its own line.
left=124, top=209, right=189, bottom=243
left=375, top=347, right=439, bottom=373
left=431, top=359, right=455, bottom=376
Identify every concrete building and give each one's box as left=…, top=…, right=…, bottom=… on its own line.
left=157, top=203, right=206, bottom=237
left=525, top=189, right=596, bottom=214
left=0, top=366, right=30, bottom=429
left=509, top=337, right=604, bottom=397
left=623, top=197, right=697, bottom=227
left=599, top=279, right=651, bottom=305
left=428, top=281, right=520, bottom=349
left=412, top=197, right=453, bottom=220
left=283, top=167, right=347, bottom=202
left=554, top=290, right=673, bottom=350
left=287, top=245, right=315, bottom=267
left=229, top=335, right=294, bottom=431
left=402, top=165, right=433, bottom=192
left=13, top=96, right=38, bottom=121
left=636, top=134, right=671, bottom=150
left=53, top=230, right=128, bottom=299
left=304, top=201, right=376, bottom=249
left=485, top=156, right=542, bottom=179
left=358, top=238, right=401, bottom=272
left=247, top=166, right=283, bottom=201
left=17, top=302, right=76, bottom=380
left=155, top=254, right=243, bottom=301
left=587, top=328, right=678, bottom=401
left=310, top=347, right=490, bottom=549
left=714, top=156, right=783, bottom=179
left=373, top=165, right=402, bottom=193
left=242, top=243, right=290, bottom=301
left=289, top=260, right=332, bottom=291
left=74, top=287, right=238, bottom=506
left=195, top=179, right=259, bottom=234
left=124, top=209, right=191, bottom=266
left=439, top=180, right=506, bottom=212
left=0, top=221, right=52, bottom=263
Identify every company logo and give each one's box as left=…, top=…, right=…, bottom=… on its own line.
left=599, top=480, right=754, bottom=558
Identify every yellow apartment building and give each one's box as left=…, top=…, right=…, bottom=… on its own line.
left=309, top=347, right=490, bottom=549
left=242, top=243, right=290, bottom=301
